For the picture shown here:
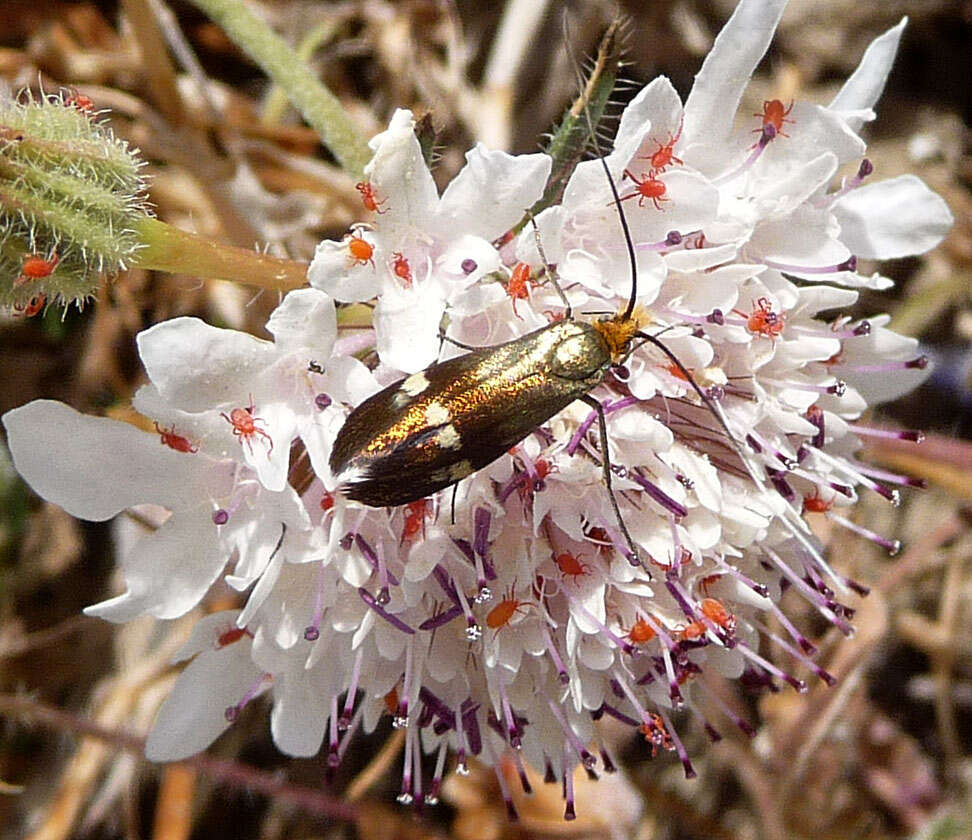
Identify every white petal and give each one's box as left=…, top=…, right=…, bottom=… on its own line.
left=829, top=18, right=907, bottom=132
left=681, top=0, right=789, bottom=150
left=374, top=285, right=445, bottom=373
left=138, top=318, right=276, bottom=411
left=266, top=288, right=336, bottom=356
left=616, top=76, right=681, bottom=152
left=833, top=175, right=953, bottom=259
left=366, top=109, right=439, bottom=236
left=145, top=641, right=263, bottom=761
left=2, top=401, right=226, bottom=519
left=307, top=237, right=383, bottom=303
left=435, top=145, right=551, bottom=241
left=85, top=505, right=224, bottom=621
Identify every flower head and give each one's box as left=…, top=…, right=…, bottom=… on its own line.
left=2, top=0, right=953, bottom=822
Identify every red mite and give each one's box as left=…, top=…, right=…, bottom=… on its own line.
left=620, top=169, right=668, bottom=210
left=347, top=232, right=376, bottom=268
left=755, top=99, right=794, bottom=136
left=554, top=551, right=590, bottom=580
left=627, top=617, right=656, bottom=644
left=14, top=294, right=47, bottom=317
left=391, top=252, right=412, bottom=287
left=65, top=89, right=95, bottom=114
left=216, top=626, right=252, bottom=647
left=15, top=252, right=59, bottom=287
left=355, top=181, right=387, bottom=214
left=486, top=597, right=527, bottom=630
left=221, top=401, right=274, bottom=455
left=642, top=117, right=683, bottom=175
left=507, top=262, right=536, bottom=318
left=738, top=297, right=785, bottom=339
left=155, top=422, right=198, bottom=453
left=401, top=499, right=430, bottom=541
left=802, top=492, right=833, bottom=514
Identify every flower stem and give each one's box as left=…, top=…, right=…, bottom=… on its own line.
left=134, top=217, right=307, bottom=291
left=185, top=0, right=372, bottom=178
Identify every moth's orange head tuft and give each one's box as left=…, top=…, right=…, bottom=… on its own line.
left=594, top=307, right=648, bottom=363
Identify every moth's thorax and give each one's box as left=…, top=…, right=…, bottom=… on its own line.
left=543, top=319, right=613, bottom=380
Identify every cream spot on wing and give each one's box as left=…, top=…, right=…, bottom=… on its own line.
left=425, top=402, right=451, bottom=426
left=435, top=424, right=462, bottom=450
left=448, top=460, right=473, bottom=481
left=402, top=371, right=430, bottom=397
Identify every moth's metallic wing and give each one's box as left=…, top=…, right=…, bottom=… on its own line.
left=329, top=321, right=611, bottom=506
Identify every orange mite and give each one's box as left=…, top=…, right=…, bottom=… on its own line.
left=627, top=618, right=656, bottom=645
left=221, top=400, right=274, bottom=455
left=507, top=262, right=536, bottom=318
left=738, top=297, right=785, bottom=339
left=755, top=99, right=794, bottom=136
left=346, top=232, right=375, bottom=268
left=679, top=620, right=707, bottom=641
left=486, top=594, right=530, bottom=630
left=698, top=573, right=722, bottom=596
left=402, top=499, right=429, bottom=541
left=216, top=626, right=251, bottom=647
left=699, top=598, right=733, bottom=630
left=390, top=252, right=412, bottom=287
left=554, top=551, right=590, bottom=580
left=13, top=294, right=47, bottom=317
left=642, top=117, right=684, bottom=175
left=15, top=252, right=59, bottom=287
left=320, top=492, right=336, bottom=512
left=155, top=422, right=198, bottom=453
left=802, top=492, right=833, bottom=514
left=355, top=181, right=387, bottom=214
left=620, top=169, right=668, bottom=210
left=65, top=89, right=95, bottom=113
left=666, top=363, right=690, bottom=381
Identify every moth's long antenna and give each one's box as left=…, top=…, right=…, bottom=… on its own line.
left=563, top=18, right=638, bottom=322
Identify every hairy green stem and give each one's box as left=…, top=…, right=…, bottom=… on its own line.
left=134, top=218, right=307, bottom=291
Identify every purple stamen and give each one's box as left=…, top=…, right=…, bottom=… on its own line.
left=637, top=229, right=686, bottom=252
left=763, top=255, right=858, bottom=275
left=713, top=124, right=776, bottom=185
left=419, top=604, right=462, bottom=631
left=707, top=308, right=725, bottom=325
left=542, top=626, right=570, bottom=685
left=736, top=639, right=807, bottom=693
left=630, top=469, right=688, bottom=518
left=454, top=586, right=482, bottom=641
left=398, top=725, right=413, bottom=803
left=596, top=703, right=640, bottom=727
left=460, top=258, right=477, bottom=275
left=827, top=511, right=901, bottom=555
left=656, top=709, right=696, bottom=778
left=462, top=702, right=482, bottom=755
left=427, top=741, right=448, bottom=805
left=564, top=743, right=577, bottom=820
left=340, top=649, right=363, bottom=728
left=431, top=564, right=461, bottom=606
left=224, top=673, right=270, bottom=722
left=852, top=461, right=927, bottom=489
left=212, top=508, right=229, bottom=525
left=851, top=424, right=924, bottom=444
left=749, top=617, right=835, bottom=685
left=314, top=393, right=332, bottom=411
left=328, top=695, right=341, bottom=766
left=762, top=548, right=854, bottom=634
left=354, top=534, right=401, bottom=587
left=600, top=748, right=617, bottom=773
left=545, top=697, right=596, bottom=769
left=358, top=588, right=415, bottom=634
left=498, top=673, right=521, bottom=748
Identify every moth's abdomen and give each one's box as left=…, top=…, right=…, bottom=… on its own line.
left=329, top=321, right=611, bottom=507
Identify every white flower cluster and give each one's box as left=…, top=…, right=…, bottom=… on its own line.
left=2, top=0, right=953, bottom=820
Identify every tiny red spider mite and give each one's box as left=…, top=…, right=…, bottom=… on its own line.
left=486, top=591, right=531, bottom=630
left=222, top=401, right=274, bottom=456
left=391, top=252, right=412, bottom=287
left=155, top=422, right=198, bottom=453
left=355, top=181, right=387, bottom=214
left=15, top=252, right=59, bottom=287
left=620, top=169, right=668, bottom=210
left=738, top=297, right=785, bottom=338
left=507, top=261, right=538, bottom=318
left=627, top=618, right=656, bottom=644
left=347, top=232, right=376, bottom=268
left=641, top=117, right=683, bottom=175
left=555, top=551, right=590, bottom=580
left=755, top=99, right=794, bottom=136
left=65, top=89, right=95, bottom=114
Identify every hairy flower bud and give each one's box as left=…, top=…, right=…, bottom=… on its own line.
left=0, top=90, right=149, bottom=312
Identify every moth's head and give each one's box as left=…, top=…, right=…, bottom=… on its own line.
left=594, top=306, right=648, bottom=363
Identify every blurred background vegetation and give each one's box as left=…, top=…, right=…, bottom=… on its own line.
left=0, top=1, right=969, bottom=838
